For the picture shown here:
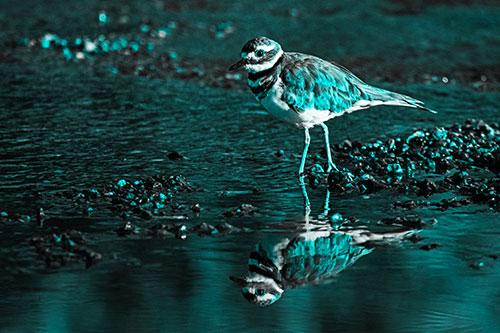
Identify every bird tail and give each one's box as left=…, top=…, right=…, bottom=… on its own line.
left=364, top=86, right=437, bottom=114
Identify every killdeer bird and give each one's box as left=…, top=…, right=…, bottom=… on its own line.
left=229, top=37, right=435, bottom=180
left=230, top=226, right=417, bottom=306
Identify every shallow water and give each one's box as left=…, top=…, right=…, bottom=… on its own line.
left=1, top=1, right=500, bottom=332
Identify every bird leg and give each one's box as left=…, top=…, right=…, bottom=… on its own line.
left=298, top=128, right=311, bottom=179
left=298, top=128, right=311, bottom=216
left=300, top=181, right=311, bottom=218
left=320, top=123, right=339, bottom=173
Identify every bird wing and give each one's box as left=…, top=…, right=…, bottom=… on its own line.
left=280, top=53, right=370, bottom=114
left=280, top=53, right=435, bottom=114
left=281, top=233, right=373, bottom=286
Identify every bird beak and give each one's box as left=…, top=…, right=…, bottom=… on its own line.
left=229, top=276, right=247, bottom=287
left=228, top=59, right=246, bottom=71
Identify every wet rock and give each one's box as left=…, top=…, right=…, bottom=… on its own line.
left=275, top=149, right=285, bottom=157
left=11, top=22, right=246, bottom=91
left=165, top=175, right=195, bottom=192
left=27, top=22, right=177, bottom=62
left=287, top=8, right=300, bottom=18
left=81, top=250, right=103, bottom=269
left=380, top=217, right=427, bottom=229
left=394, top=200, right=429, bottom=210
left=223, top=203, right=257, bottom=217
left=148, top=223, right=174, bottom=238
left=115, top=221, right=140, bottom=237
left=436, top=198, right=468, bottom=211
left=341, top=139, right=353, bottom=150
left=317, top=119, right=500, bottom=210
left=330, top=213, right=343, bottom=224
left=307, top=164, right=327, bottom=188
left=359, top=173, right=384, bottom=193
left=412, top=179, right=439, bottom=197
left=214, top=222, right=248, bottom=234
left=1, top=211, right=9, bottom=222
left=190, top=222, right=217, bottom=236
left=30, top=231, right=101, bottom=269
left=15, top=215, right=31, bottom=223
left=59, top=174, right=195, bottom=220
left=149, top=221, right=249, bottom=239
left=469, top=261, right=486, bottom=270
left=190, top=222, right=249, bottom=236
left=167, top=151, right=184, bottom=160
left=488, top=155, right=500, bottom=175
left=419, top=244, right=442, bottom=251
left=408, top=233, right=424, bottom=243
left=326, top=169, right=354, bottom=192
left=191, top=203, right=201, bottom=214
left=172, top=224, right=187, bottom=239
left=36, top=208, right=45, bottom=226
left=209, top=22, right=236, bottom=39
left=133, top=207, right=153, bottom=220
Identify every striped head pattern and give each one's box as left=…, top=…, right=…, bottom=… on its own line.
left=228, top=37, right=283, bottom=74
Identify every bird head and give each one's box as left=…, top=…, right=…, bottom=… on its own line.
left=230, top=273, right=283, bottom=306
left=228, top=36, right=283, bottom=74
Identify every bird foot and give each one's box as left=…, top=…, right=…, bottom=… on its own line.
left=326, top=163, right=339, bottom=173
left=328, top=168, right=354, bottom=183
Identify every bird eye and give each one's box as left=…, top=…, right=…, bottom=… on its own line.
left=255, top=50, right=265, bottom=57
left=255, top=289, right=266, bottom=296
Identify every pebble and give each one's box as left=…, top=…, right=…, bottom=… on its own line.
left=58, top=174, right=193, bottom=220
left=223, top=203, right=257, bottom=217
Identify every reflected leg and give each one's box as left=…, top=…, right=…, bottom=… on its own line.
left=298, top=128, right=310, bottom=179
left=300, top=181, right=311, bottom=219
left=320, top=123, right=338, bottom=173
left=318, top=188, right=331, bottom=220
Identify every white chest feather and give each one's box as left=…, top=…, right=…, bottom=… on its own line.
left=260, top=78, right=302, bottom=127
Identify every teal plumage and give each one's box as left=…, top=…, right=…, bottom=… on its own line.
left=281, top=52, right=434, bottom=115
left=229, top=36, right=435, bottom=179
left=229, top=228, right=416, bottom=306
left=280, top=233, right=373, bottom=286
left=281, top=54, right=362, bottom=113
left=229, top=231, right=375, bottom=306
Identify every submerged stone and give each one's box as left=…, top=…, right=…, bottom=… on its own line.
left=30, top=231, right=101, bottom=269
left=190, top=222, right=216, bottom=236
left=60, top=174, right=195, bottom=220
left=115, top=221, right=140, bottom=236
left=167, top=151, right=184, bottom=160
left=469, top=261, right=485, bottom=270
left=148, top=223, right=175, bottom=238
left=381, top=217, right=427, bottom=229
left=191, top=203, right=201, bottom=213
left=419, top=244, right=442, bottom=251
left=36, top=208, right=46, bottom=226
left=224, top=203, right=257, bottom=217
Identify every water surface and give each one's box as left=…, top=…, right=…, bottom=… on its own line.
left=1, top=0, right=500, bottom=331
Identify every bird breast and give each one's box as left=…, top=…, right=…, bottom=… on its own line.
left=259, top=78, right=303, bottom=127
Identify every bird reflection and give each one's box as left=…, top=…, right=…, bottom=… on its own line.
left=230, top=224, right=416, bottom=306
left=230, top=188, right=417, bottom=306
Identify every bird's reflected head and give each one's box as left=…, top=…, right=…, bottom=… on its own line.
left=230, top=273, right=283, bottom=306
